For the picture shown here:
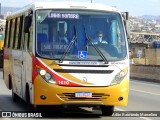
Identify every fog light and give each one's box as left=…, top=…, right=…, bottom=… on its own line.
left=118, top=97, right=123, bottom=101
left=40, top=95, right=46, bottom=100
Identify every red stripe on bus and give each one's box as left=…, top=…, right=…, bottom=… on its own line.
left=32, top=54, right=38, bottom=84
left=32, top=54, right=82, bottom=86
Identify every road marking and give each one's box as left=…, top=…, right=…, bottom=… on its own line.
left=130, top=89, right=160, bottom=96
left=130, top=80, right=160, bottom=87
left=115, top=107, right=125, bottom=111
left=0, top=118, right=11, bottom=120
left=115, top=108, right=153, bottom=120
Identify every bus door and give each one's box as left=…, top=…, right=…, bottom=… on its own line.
left=12, top=16, right=24, bottom=98
left=21, top=14, right=33, bottom=100
left=21, top=39, right=27, bottom=98
left=13, top=35, right=26, bottom=99
left=12, top=47, right=23, bottom=97
left=14, top=32, right=29, bottom=100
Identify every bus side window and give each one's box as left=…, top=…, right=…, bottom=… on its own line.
left=10, top=19, right=16, bottom=48
left=4, top=21, right=9, bottom=47
left=17, top=16, right=24, bottom=50
left=23, top=15, right=33, bottom=52
left=7, top=19, right=12, bottom=48
left=12, top=18, right=17, bottom=49
left=27, top=25, right=33, bottom=52
left=14, top=17, right=20, bottom=50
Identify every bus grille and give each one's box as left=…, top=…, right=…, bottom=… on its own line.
left=57, top=93, right=110, bottom=101
left=54, top=69, right=113, bottom=74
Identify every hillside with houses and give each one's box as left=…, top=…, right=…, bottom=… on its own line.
left=130, top=16, right=160, bottom=33
left=0, top=6, right=160, bottom=36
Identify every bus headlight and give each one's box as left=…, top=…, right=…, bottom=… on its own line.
left=111, top=68, right=128, bottom=85
left=36, top=68, right=57, bottom=84
left=44, top=73, right=52, bottom=80
left=40, top=69, right=46, bottom=76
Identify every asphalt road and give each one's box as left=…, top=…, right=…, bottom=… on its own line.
left=0, top=70, right=160, bottom=120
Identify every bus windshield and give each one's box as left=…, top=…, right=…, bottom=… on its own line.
left=36, top=10, right=127, bottom=61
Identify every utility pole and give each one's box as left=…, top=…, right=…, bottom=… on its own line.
left=91, top=0, right=92, bottom=3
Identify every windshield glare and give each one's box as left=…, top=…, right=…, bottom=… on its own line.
left=36, top=10, right=127, bottom=61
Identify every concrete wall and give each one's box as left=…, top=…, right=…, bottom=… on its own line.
left=130, top=65, right=160, bottom=83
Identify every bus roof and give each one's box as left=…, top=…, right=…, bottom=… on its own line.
left=7, top=2, right=119, bottom=18
left=31, top=2, right=118, bottom=11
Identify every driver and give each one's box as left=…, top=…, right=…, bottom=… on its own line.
left=93, top=31, right=108, bottom=44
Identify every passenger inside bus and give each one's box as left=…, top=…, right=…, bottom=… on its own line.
left=58, top=23, right=69, bottom=44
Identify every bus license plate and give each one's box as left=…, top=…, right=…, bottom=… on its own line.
left=75, top=92, right=92, bottom=98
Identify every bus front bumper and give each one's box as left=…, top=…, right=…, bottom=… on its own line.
left=34, top=76, right=129, bottom=106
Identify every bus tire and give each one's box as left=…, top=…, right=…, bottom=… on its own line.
left=100, top=105, right=114, bottom=116
left=12, top=88, right=19, bottom=102
left=9, top=74, right=20, bottom=102
left=8, top=75, right=12, bottom=90
left=26, top=84, right=30, bottom=104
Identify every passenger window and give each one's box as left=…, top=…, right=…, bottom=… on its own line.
left=14, top=17, right=20, bottom=49
left=4, top=21, right=9, bottom=47
left=7, top=19, right=12, bottom=48
left=12, top=18, right=17, bottom=49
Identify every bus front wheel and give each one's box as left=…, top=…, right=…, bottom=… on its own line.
left=100, top=105, right=114, bottom=116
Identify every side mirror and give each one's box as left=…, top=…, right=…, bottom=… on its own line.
left=24, top=16, right=32, bottom=33
left=124, top=20, right=130, bottom=39
left=122, top=12, right=130, bottom=39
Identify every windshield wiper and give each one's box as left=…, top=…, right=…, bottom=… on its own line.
left=87, top=37, right=108, bottom=64
left=59, top=26, right=78, bottom=63
left=84, top=27, right=108, bottom=64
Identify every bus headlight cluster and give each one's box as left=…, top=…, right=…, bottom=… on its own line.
left=36, top=68, right=57, bottom=84
left=111, top=68, right=128, bottom=85
left=44, top=73, right=52, bottom=80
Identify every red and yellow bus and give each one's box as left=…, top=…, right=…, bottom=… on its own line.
left=3, top=2, right=130, bottom=116
left=0, top=32, right=4, bottom=67
left=0, top=32, right=4, bottom=49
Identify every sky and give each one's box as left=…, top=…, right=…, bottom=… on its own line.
left=0, top=0, right=160, bottom=16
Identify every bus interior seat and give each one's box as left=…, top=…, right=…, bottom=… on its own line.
left=37, top=33, right=48, bottom=54
left=37, top=33, right=48, bottom=43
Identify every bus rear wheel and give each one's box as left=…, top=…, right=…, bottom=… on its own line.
left=26, top=84, right=30, bottom=104
left=10, top=75, right=19, bottom=102
left=100, top=105, right=114, bottom=116
left=12, top=89, right=20, bottom=102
